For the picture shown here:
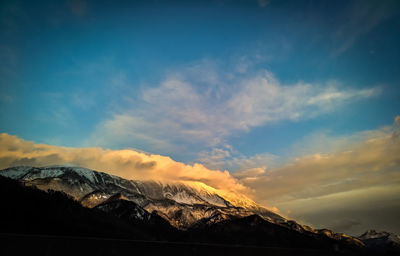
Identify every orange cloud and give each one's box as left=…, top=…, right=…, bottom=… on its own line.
left=236, top=115, right=400, bottom=204
left=0, top=133, right=249, bottom=195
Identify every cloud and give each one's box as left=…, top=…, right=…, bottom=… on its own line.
left=91, top=65, right=380, bottom=153
left=35, top=93, right=77, bottom=128
left=286, top=129, right=377, bottom=158
left=327, top=219, right=361, bottom=233
left=233, top=167, right=266, bottom=179
left=198, top=145, right=277, bottom=172
left=331, top=0, right=397, bottom=56
left=0, top=133, right=248, bottom=195
left=235, top=116, right=400, bottom=234
left=276, top=185, right=400, bottom=235
left=238, top=116, right=400, bottom=202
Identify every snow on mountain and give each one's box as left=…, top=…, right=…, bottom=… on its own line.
left=0, top=166, right=35, bottom=179
left=0, top=165, right=283, bottom=229
left=359, top=230, right=400, bottom=242
left=0, top=164, right=377, bottom=249
left=358, top=230, right=400, bottom=253
left=359, top=230, right=400, bottom=245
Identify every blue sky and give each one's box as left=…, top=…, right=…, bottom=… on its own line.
left=1, top=0, right=399, bottom=161
left=1, top=0, right=400, bottom=235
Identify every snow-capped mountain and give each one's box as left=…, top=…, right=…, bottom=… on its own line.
left=359, top=230, right=400, bottom=241
left=0, top=165, right=369, bottom=249
left=0, top=165, right=283, bottom=229
left=358, top=230, right=400, bottom=254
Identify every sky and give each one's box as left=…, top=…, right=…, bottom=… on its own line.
left=1, top=0, right=400, bottom=236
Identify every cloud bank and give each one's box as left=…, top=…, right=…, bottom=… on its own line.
left=234, top=115, right=400, bottom=234
left=236, top=116, right=400, bottom=202
left=0, top=133, right=247, bottom=195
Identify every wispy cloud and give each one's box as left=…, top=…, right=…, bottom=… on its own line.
left=199, top=145, right=277, bottom=172
left=35, top=92, right=77, bottom=128
left=91, top=63, right=380, bottom=153
left=331, top=0, right=397, bottom=56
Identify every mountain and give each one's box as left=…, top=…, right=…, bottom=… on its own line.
left=0, top=174, right=355, bottom=256
left=0, top=174, right=364, bottom=256
left=0, top=165, right=375, bottom=253
left=0, top=165, right=282, bottom=229
left=186, top=214, right=360, bottom=251
left=0, top=175, right=173, bottom=240
left=358, top=230, right=400, bottom=254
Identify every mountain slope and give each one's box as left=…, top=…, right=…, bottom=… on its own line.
left=0, top=165, right=282, bottom=229
left=186, top=214, right=362, bottom=252
left=0, top=175, right=175, bottom=240
left=0, top=174, right=361, bottom=254
left=358, top=230, right=400, bottom=254
left=0, top=165, right=369, bottom=251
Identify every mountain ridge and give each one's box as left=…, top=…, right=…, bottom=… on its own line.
left=2, top=164, right=398, bottom=254
left=0, top=165, right=283, bottom=228
left=0, top=173, right=359, bottom=255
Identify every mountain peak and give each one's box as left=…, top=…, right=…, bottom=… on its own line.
left=359, top=230, right=390, bottom=239
left=358, top=229, right=400, bottom=253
